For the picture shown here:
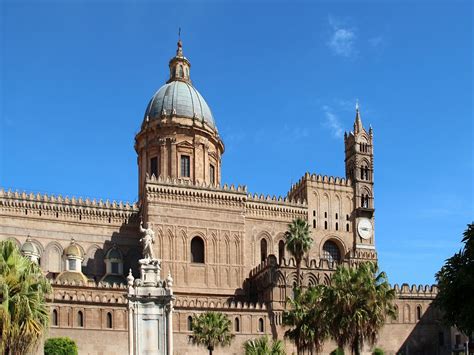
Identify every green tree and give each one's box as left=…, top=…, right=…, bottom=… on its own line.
left=283, top=285, right=328, bottom=354
left=325, top=262, right=395, bottom=355
left=0, top=239, right=52, bottom=355
left=435, top=223, right=474, bottom=336
left=44, top=337, right=78, bottom=355
left=190, top=311, right=233, bottom=355
left=244, top=335, right=286, bottom=355
left=284, top=218, right=313, bottom=288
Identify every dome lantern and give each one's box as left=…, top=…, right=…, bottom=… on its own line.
left=167, top=39, right=191, bottom=84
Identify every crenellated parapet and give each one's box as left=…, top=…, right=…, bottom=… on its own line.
left=347, top=248, right=378, bottom=265
left=146, top=174, right=248, bottom=193
left=245, top=193, right=307, bottom=221
left=288, top=172, right=353, bottom=199
left=0, top=188, right=139, bottom=224
left=392, top=283, right=438, bottom=299
left=145, top=175, right=247, bottom=209
left=145, top=175, right=308, bottom=219
left=174, top=297, right=267, bottom=311
left=48, top=279, right=128, bottom=305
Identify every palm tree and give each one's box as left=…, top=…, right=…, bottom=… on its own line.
left=244, top=335, right=286, bottom=355
left=284, top=218, right=313, bottom=288
left=325, top=262, right=395, bottom=355
left=190, top=311, right=233, bottom=355
left=0, top=239, right=52, bottom=355
left=283, top=285, right=328, bottom=354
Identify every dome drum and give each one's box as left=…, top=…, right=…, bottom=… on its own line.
left=136, top=40, right=224, bottom=200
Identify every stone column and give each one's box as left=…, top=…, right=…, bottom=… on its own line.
left=166, top=302, right=173, bottom=355
left=159, top=139, right=167, bottom=178
left=203, top=143, right=209, bottom=184
left=170, top=139, right=177, bottom=178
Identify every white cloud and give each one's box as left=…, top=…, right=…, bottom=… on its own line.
left=322, top=105, right=343, bottom=138
left=327, top=16, right=357, bottom=58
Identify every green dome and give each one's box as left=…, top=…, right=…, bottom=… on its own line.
left=105, top=247, right=123, bottom=260
left=21, top=240, right=38, bottom=254
left=65, top=242, right=82, bottom=258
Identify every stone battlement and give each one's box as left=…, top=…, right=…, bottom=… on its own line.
left=50, top=278, right=128, bottom=290
left=288, top=172, right=353, bottom=196
left=174, top=298, right=267, bottom=311
left=0, top=188, right=138, bottom=223
left=249, top=256, right=341, bottom=278
left=146, top=175, right=307, bottom=209
left=392, top=283, right=438, bottom=298
left=48, top=279, right=128, bottom=305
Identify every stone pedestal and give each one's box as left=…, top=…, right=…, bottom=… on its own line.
left=127, top=259, right=174, bottom=355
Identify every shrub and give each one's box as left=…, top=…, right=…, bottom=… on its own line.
left=373, top=348, right=384, bottom=355
left=44, top=337, right=78, bottom=355
left=330, top=348, right=345, bottom=355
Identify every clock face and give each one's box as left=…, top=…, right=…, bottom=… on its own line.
left=357, top=218, right=373, bottom=239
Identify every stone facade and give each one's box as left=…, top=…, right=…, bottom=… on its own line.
left=0, top=39, right=460, bottom=354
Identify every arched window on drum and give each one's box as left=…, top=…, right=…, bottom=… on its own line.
left=322, top=241, right=341, bottom=263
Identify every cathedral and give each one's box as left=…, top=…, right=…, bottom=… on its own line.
left=0, top=39, right=459, bottom=354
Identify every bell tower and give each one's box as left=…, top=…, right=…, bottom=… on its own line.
left=344, top=103, right=376, bottom=251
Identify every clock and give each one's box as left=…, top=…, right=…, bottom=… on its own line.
left=357, top=218, right=373, bottom=239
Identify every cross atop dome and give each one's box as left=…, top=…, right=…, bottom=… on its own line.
left=167, top=34, right=191, bottom=84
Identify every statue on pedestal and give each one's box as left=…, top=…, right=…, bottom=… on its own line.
left=128, top=221, right=174, bottom=355
left=139, top=220, right=158, bottom=265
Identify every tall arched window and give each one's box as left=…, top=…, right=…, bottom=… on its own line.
left=258, top=318, right=264, bottom=332
left=52, top=309, right=58, bottom=326
left=106, top=312, right=113, bottom=329
left=260, top=239, right=267, bottom=262
left=322, top=241, right=341, bottom=263
left=234, top=317, right=240, bottom=332
left=179, top=65, right=184, bottom=77
left=191, top=237, right=205, bottom=263
left=416, top=306, right=422, bottom=321
left=278, top=240, right=285, bottom=265
left=404, top=304, right=411, bottom=323
left=77, top=311, right=84, bottom=327
left=187, top=316, right=193, bottom=331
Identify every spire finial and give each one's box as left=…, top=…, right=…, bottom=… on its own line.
left=176, top=28, right=183, bottom=57
left=354, top=99, right=363, bottom=133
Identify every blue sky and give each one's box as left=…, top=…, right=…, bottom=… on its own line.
left=1, top=1, right=472, bottom=285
